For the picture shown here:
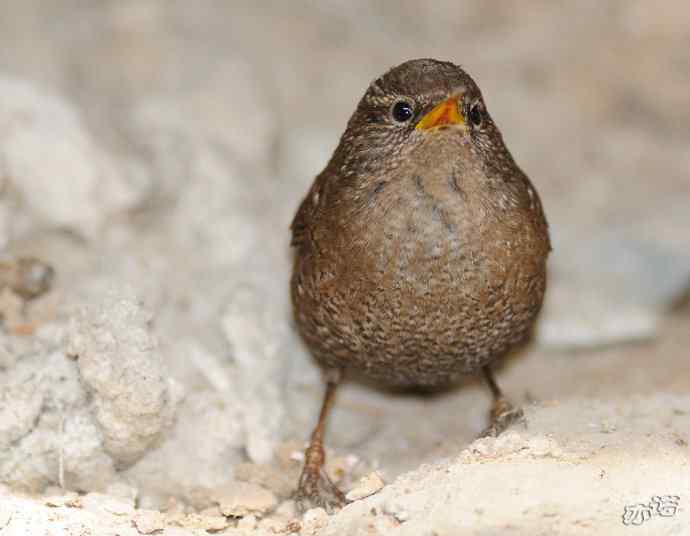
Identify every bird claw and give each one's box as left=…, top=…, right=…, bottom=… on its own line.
left=479, top=399, right=525, bottom=438
left=294, top=470, right=348, bottom=514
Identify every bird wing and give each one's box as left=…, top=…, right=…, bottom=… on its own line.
left=290, top=181, right=320, bottom=248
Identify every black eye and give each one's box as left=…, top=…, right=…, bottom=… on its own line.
left=468, top=103, right=483, bottom=127
left=391, top=101, right=414, bottom=123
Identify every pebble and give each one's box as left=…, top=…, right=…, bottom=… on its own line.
left=236, top=514, right=257, bottom=530
left=345, top=471, right=385, bottom=501
left=301, top=507, right=329, bottom=536
left=81, top=492, right=134, bottom=516
left=44, top=492, right=81, bottom=508
left=214, top=481, right=277, bottom=517
left=178, top=513, right=229, bottom=532
left=132, top=509, right=166, bottom=534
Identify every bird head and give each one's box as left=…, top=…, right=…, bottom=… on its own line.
left=332, top=58, right=510, bottom=180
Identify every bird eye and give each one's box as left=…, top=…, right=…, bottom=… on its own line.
left=468, top=102, right=483, bottom=127
left=391, top=100, right=414, bottom=123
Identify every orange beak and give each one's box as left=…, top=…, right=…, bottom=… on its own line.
left=415, top=96, right=465, bottom=130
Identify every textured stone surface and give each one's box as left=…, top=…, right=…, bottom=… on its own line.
left=0, top=77, right=145, bottom=241
left=67, top=289, right=177, bottom=466
left=214, top=481, right=278, bottom=518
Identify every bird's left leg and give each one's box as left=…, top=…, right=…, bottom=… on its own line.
left=294, top=368, right=348, bottom=513
left=479, top=365, right=525, bottom=437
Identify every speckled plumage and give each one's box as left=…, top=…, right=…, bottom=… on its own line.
left=291, top=58, right=550, bottom=387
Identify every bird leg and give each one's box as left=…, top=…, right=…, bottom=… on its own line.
left=479, top=365, right=525, bottom=437
left=294, top=369, right=348, bottom=513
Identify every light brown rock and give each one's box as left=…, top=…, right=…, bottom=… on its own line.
left=214, top=481, right=277, bottom=518
left=345, top=471, right=385, bottom=502
left=177, top=513, right=229, bottom=532
left=132, top=509, right=166, bottom=534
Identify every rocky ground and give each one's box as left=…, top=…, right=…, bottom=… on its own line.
left=0, top=2, right=688, bottom=535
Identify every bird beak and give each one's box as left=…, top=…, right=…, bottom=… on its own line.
left=415, top=96, right=465, bottom=130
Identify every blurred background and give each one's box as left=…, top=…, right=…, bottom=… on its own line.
left=0, top=0, right=688, bottom=529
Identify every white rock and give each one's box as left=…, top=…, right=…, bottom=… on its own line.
left=0, top=364, right=44, bottom=448
left=0, top=77, right=145, bottom=239
left=81, top=492, right=134, bottom=516
left=0, top=349, right=116, bottom=492
left=60, top=408, right=118, bottom=491
left=67, top=288, right=177, bottom=465
left=346, top=471, right=385, bottom=502
left=221, top=283, right=291, bottom=464
left=301, top=507, right=330, bottom=535
left=132, top=509, right=165, bottom=534
left=124, top=389, right=245, bottom=498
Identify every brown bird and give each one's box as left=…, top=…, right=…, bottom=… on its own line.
left=290, top=58, right=550, bottom=511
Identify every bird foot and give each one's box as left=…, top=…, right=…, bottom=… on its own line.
left=479, top=398, right=525, bottom=438
left=294, top=469, right=348, bottom=514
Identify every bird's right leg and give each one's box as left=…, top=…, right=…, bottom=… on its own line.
left=294, top=368, right=348, bottom=513
left=479, top=365, right=525, bottom=437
